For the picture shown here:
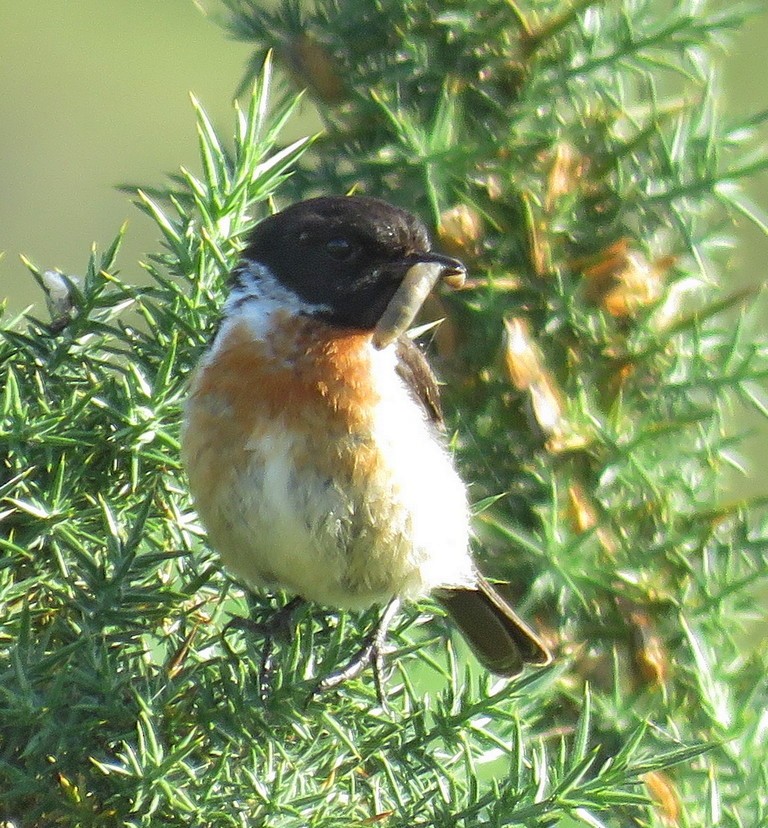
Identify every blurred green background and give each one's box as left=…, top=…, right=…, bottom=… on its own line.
left=1, top=0, right=766, bottom=494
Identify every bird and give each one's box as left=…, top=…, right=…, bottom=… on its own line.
left=181, top=195, right=551, bottom=698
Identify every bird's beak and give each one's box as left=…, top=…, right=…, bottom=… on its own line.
left=371, top=252, right=466, bottom=350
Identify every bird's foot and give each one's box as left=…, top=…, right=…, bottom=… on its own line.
left=223, top=595, right=306, bottom=701
left=312, top=598, right=400, bottom=708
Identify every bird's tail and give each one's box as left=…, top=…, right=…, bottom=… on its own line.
left=435, top=575, right=551, bottom=676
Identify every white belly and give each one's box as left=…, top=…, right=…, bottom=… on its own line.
left=204, top=399, right=472, bottom=610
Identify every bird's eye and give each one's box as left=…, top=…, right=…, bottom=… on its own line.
left=324, top=237, right=357, bottom=260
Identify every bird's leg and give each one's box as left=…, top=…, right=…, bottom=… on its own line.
left=224, top=595, right=306, bottom=700
left=313, top=598, right=401, bottom=706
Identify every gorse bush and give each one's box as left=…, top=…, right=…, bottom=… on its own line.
left=1, top=2, right=767, bottom=826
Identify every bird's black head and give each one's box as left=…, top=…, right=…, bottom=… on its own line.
left=238, top=195, right=464, bottom=329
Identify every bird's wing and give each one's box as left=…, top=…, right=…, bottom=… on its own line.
left=394, top=335, right=444, bottom=428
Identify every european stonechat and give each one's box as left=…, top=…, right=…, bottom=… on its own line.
left=182, top=195, right=550, bottom=695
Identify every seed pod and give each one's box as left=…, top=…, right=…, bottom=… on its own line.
left=629, top=609, right=670, bottom=687
left=545, top=142, right=588, bottom=211
left=503, top=316, right=563, bottom=435
left=40, top=269, right=80, bottom=332
left=577, top=240, right=668, bottom=319
left=643, top=770, right=681, bottom=826
left=438, top=204, right=483, bottom=258
left=286, top=33, right=346, bottom=104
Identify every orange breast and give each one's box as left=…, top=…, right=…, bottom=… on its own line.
left=183, top=316, right=381, bottom=501
left=197, top=316, right=376, bottom=425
